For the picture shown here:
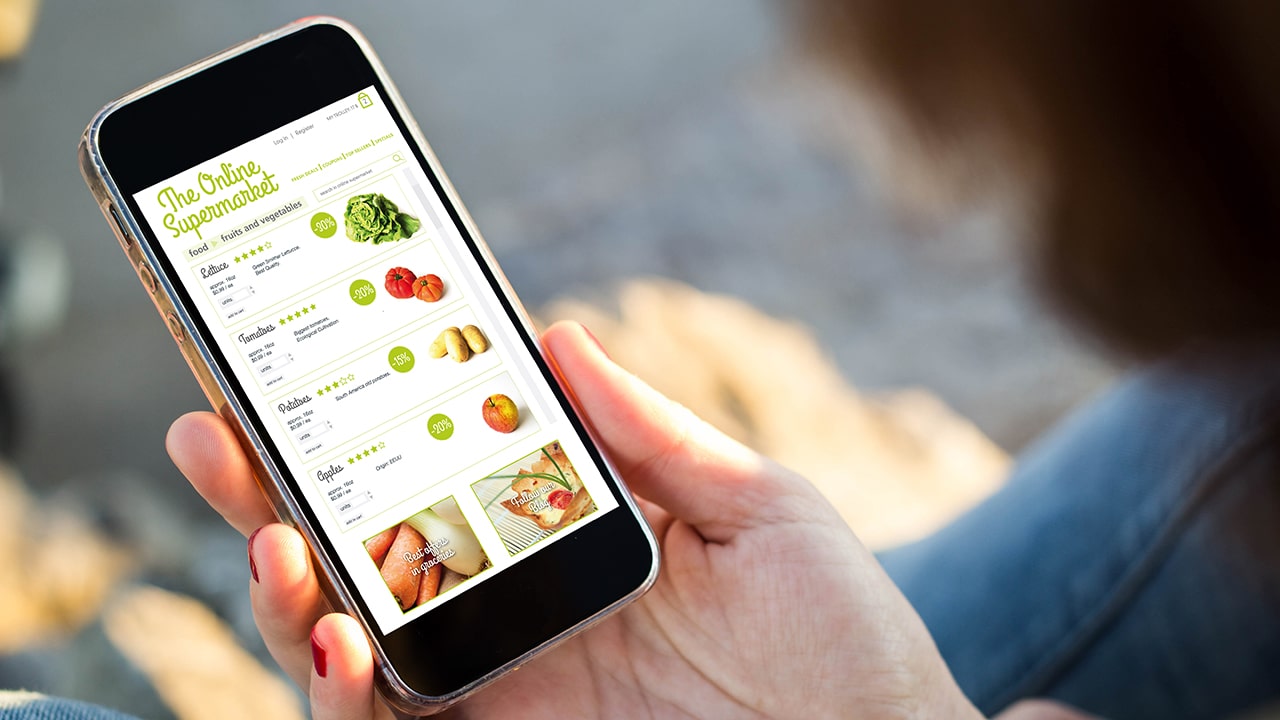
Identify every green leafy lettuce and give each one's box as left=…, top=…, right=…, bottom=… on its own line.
left=343, top=193, right=422, bottom=245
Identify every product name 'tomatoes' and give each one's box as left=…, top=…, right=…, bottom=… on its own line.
left=156, top=161, right=281, bottom=240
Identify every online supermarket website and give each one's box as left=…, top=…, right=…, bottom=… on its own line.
left=132, top=88, right=617, bottom=633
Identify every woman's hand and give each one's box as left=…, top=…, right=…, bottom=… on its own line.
left=167, top=322, right=980, bottom=719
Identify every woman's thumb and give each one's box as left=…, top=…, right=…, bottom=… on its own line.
left=542, top=322, right=782, bottom=541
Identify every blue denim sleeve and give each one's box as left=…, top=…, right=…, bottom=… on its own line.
left=879, top=342, right=1280, bottom=720
left=0, top=692, right=139, bottom=720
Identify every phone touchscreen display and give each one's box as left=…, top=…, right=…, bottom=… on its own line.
left=131, top=88, right=619, bottom=633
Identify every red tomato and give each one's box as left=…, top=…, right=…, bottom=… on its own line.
left=548, top=490, right=573, bottom=510
left=385, top=267, right=417, bottom=299
left=415, top=273, right=444, bottom=302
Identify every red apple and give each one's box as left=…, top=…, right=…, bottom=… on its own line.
left=482, top=394, right=519, bottom=433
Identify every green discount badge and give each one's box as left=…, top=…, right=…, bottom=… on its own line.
left=388, top=345, right=415, bottom=373
left=311, top=212, right=338, bottom=238
left=349, top=279, right=376, bottom=306
left=427, top=413, right=454, bottom=440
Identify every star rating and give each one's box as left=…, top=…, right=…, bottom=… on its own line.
left=346, top=444, right=384, bottom=464
left=278, top=303, right=319, bottom=326
left=227, top=241, right=274, bottom=263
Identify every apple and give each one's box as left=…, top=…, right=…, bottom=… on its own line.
left=482, top=394, right=519, bottom=433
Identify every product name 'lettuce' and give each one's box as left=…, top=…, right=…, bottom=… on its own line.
left=156, top=161, right=281, bottom=240
left=344, top=193, right=421, bottom=245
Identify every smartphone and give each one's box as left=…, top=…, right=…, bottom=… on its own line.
left=79, top=17, right=658, bottom=714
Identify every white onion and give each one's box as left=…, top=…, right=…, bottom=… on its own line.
left=431, top=496, right=467, bottom=525
left=404, top=509, right=487, bottom=576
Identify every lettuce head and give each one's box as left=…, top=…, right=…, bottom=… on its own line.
left=344, top=193, right=422, bottom=244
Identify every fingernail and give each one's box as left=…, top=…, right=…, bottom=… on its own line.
left=579, top=323, right=611, bottom=360
left=247, top=527, right=262, bottom=583
left=311, top=629, right=328, bottom=678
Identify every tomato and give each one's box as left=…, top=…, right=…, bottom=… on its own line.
left=547, top=490, right=573, bottom=510
left=385, top=267, right=417, bottom=299
left=415, top=273, right=444, bottom=302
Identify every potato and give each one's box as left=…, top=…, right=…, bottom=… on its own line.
left=444, top=327, right=470, bottom=363
left=428, top=330, right=450, bottom=359
left=461, top=325, right=489, bottom=354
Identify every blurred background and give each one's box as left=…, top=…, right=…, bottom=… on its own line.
left=0, top=1, right=1114, bottom=717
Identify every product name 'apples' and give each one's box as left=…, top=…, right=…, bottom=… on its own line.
left=482, top=394, right=519, bottom=433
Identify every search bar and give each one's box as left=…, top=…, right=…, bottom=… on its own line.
left=314, top=153, right=407, bottom=201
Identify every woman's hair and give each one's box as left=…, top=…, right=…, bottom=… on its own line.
left=804, top=1, right=1280, bottom=358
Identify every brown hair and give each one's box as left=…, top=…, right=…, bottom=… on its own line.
left=804, top=1, right=1280, bottom=358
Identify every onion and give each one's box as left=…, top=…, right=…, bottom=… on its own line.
left=431, top=496, right=467, bottom=525
left=404, top=509, right=487, bottom=576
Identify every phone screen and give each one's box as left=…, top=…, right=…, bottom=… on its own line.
left=128, top=87, right=620, bottom=635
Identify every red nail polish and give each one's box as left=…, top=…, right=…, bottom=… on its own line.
left=311, top=629, right=328, bottom=678
left=579, top=323, right=610, bottom=359
left=247, top=527, right=262, bottom=583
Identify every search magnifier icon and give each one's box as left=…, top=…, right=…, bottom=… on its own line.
left=392, top=153, right=404, bottom=162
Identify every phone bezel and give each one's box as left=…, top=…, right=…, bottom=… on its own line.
left=87, top=19, right=657, bottom=707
